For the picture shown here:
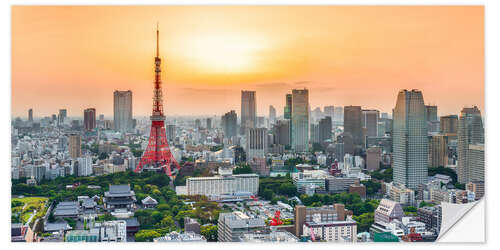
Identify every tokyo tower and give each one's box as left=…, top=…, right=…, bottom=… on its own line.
left=135, top=25, right=180, bottom=176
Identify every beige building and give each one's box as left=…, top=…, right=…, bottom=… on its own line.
left=69, top=134, right=81, bottom=159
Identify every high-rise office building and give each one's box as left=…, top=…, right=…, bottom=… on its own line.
left=113, top=90, right=133, bottom=132
left=284, top=94, right=292, bottom=119
left=425, top=105, right=439, bottom=133
left=344, top=106, right=363, bottom=149
left=28, top=108, right=33, bottom=122
left=334, top=106, right=343, bottom=123
left=457, top=106, right=484, bottom=184
left=269, top=105, right=276, bottom=126
left=241, top=90, right=256, bottom=134
left=291, top=89, right=309, bottom=152
left=222, top=110, right=237, bottom=140
left=246, top=128, right=268, bottom=162
left=284, top=93, right=293, bottom=145
left=77, top=156, right=93, bottom=176
left=440, top=115, right=458, bottom=135
left=310, top=123, right=320, bottom=144
left=167, top=124, right=176, bottom=143
left=467, top=144, right=484, bottom=183
left=84, top=108, right=96, bottom=131
left=58, top=109, right=67, bottom=126
left=324, top=106, right=335, bottom=121
left=319, top=116, right=332, bottom=143
left=195, top=119, right=201, bottom=129
left=69, top=134, right=81, bottom=159
left=425, top=105, right=438, bottom=122
left=206, top=118, right=212, bottom=130
left=428, top=134, right=449, bottom=168
left=392, top=89, right=428, bottom=189
left=272, top=120, right=290, bottom=146
left=362, top=109, right=379, bottom=138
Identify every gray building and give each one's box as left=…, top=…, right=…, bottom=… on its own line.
left=241, top=90, right=256, bottom=134
left=217, top=212, right=266, bottom=242
left=113, top=90, right=133, bottom=132
left=392, top=89, right=428, bottom=189
left=457, top=106, right=484, bottom=184
left=246, top=128, right=268, bottom=162
left=222, top=110, right=237, bottom=140
left=344, top=106, right=363, bottom=149
left=291, top=89, right=309, bottom=152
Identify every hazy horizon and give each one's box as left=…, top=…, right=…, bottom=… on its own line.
left=12, top=6, right=484, bottom=118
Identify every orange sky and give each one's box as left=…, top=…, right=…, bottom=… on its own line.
left=11, top=6, right=484, bottom=118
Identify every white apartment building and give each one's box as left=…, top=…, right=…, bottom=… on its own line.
left=186, top=174, right=259, bottom=196
left=303, top=218, right=357, bottom=242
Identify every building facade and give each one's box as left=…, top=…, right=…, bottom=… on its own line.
left=113, top=90, right=133, bottom=133
left=392, top=89, right=428, bottom=189
left=457, top=106, right=484, bottom=184
left=84, top=108, right=96, bottom=131
left=291, top=89, right=309, bottom=152
left=241, top=91, right=256, bottom=134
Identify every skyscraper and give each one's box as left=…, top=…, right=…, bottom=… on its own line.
left=206, top=118, right=212, bottom=130
left=291, top=89, right=309, bottom=152
left=457, top=106, right=484, bottom=184
left=344, top=106, right=363, bottom=149
left=222, top=110, right=237, bottom=140
left=324, top=106, right=335, bottom=121
left=425, top=105, right=438, bottom=122
left=334, top=106, right=343, bottom=123
left=440, top=115, right=458, bottom=135
left=272, top=120, right=290, bottom=146
left=241, top=90, right=256, bottom=134
left=392, top=89, right=428, bottom=189
left=362, top=109, right=379, bottom=138
left=269, top=105, right=276, bottom=126
left=428, top=134, right=449, bottom=168
left=58, top=109, right=67, bottom=126
left=113, top=90, right=133, bottom=132
left=246, top=128, right=268, bottom=162
left=69, top=133, right=81, bottom=159
left=167, top=124, right=176, bottom=143
left=84, top=108, right=96, bottom=131
left=28, top=108, right=33, bottom=122
left=425, top=105, right=439, bottom=133
left=319, top=116, right=332, bottom=143
left=284, top=94, right=292, bottom=119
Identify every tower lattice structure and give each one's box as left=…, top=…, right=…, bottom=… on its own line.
left=135, top=25, right=180, bottom=176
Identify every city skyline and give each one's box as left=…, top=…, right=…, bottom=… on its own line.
left=12, top=6, right=484, bottom=117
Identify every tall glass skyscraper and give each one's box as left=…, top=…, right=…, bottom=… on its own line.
left=241, top=90, right=256, bottom=134
left=291, top=89, right=309, bottom=152
left=113, top=90, right=133, bottom=132
left=457, top=106, right=484, bottom=184
left=392, top=89, right=428, bottom=189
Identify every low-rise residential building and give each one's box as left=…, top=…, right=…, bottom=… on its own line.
left=217, top=211, right=266, bottom=242
left=153, top=231, right=206, bottom=242
left=302, top=218, right=357, bottom=242
left=374, top=199, right=404, bottom=224
left=238, top=230, right=299, bottom=242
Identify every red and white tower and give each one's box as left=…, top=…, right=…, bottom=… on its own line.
left=135, top=25, right=180, bottom=176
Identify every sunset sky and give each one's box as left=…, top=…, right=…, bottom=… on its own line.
left=11, top=6, right=484, bottom=118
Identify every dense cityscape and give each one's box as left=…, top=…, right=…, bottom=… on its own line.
left=10, top=26, right=484, bottom=243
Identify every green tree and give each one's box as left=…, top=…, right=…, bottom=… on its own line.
left=135, top=230, right=161, bottom=242
left=233, top=164, right=253, bottom=174
left=200, top=224, right=218, bottom=242
left=278, top=183, right=297, bottom=197
left=261, top=189, right=274, bottom=200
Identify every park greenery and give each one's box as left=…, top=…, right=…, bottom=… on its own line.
left=11, top=197, right=49, bottom=228
left=11, top=170, right=225, bottom=242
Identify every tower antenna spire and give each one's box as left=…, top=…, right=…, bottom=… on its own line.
left=156, top=22, right=159, bottom=58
